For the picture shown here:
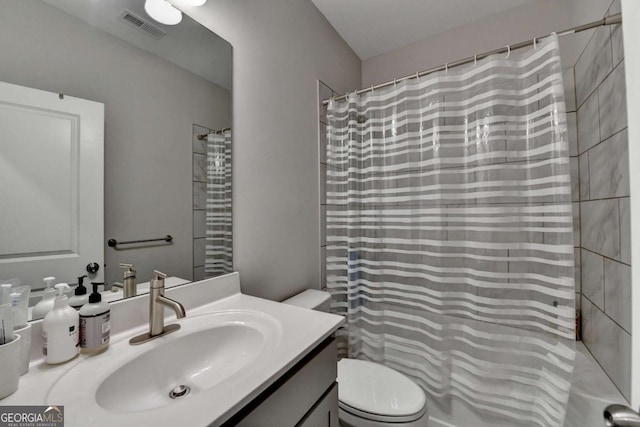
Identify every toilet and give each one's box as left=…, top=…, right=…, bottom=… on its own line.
left=283, top=290, right=428, bottom=426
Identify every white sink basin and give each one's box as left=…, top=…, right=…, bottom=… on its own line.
left=96, top=323, right=266, bottom=413
left=47, top=310, right=281, bottom=417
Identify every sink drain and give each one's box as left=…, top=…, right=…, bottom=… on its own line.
left=169, top=385, right=191, bottom=399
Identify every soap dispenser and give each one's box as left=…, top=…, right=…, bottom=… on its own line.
left=43, top=283, right=79, bottom=364
left=32, top=277, right=57, bottom=320
left=79, top=283, right=110, bottom=354
left=68, top=275, right=89, bottom=310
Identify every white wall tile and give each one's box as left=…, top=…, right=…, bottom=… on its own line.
left=575, top=26, right=613, bottom=106
left=611, top=24, right=624, bottom=67
left=193, top=238, right=205, bottom=267
left=581, top=249, right=605, bottom=310
left=193, top=266, right=205, bottom=281
left=320, top=163, right=327, bottom=204
left=570, top=157, right=580, bottom=202
left=598, top=64, right=628, bottom=141
left=574, top=248, right=581, bottom=293
left=193, top=210, right=206, bottom=239
left=321, top=246, right=326, bottom=290
left=581, top=199, right=620, bottom=259
left=619, top=197, right=631, bottom=264
left=567, top=112, right=578, bottom=157
left=319, top=122, right=327, bottom=164
left=588, top=129, right=629, bottom=199
left=321, top=205, right=326, bottom=246
left=573, top=202, right=581, bottom=247
left=579, top=152, right=590, bottom=200
left=581, top=294, right=631, bottom=400
left=193, top=153, right=207, bottom=182
left=563, top=68, right=577, bottom=112
left=193, top=182, right=207, bottom=209
left=577, top=91, right=600, bottom=154
left=604, top=258, right=631, bottom=332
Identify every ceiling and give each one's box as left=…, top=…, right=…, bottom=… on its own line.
left=41, top=0, right=231, bottom=89
left=311, top=0, right=538, bottom=60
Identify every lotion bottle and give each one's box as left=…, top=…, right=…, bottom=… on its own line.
left=43, top=283, right=79, bottom=364
left=68, top=275, right=89, bottom=310
left=32, top=277, right=56, bottom=320
left=79, top=283, right=110, bottom=354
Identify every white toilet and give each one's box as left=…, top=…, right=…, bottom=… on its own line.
left=283, top=290, right=428, bottom=426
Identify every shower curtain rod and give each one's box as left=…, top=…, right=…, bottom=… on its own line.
left=197, top=127, right=231, bottom=140
left=322, top=13, right=622, bottom=105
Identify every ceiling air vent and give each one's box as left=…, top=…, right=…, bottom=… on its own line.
left=118, top=10, right=166, bottom=40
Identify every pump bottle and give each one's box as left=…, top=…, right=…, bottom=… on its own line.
left=42, top=283, right=79, bottom=364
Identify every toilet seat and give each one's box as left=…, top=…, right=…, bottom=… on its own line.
left=337, top=359, right=427, bottom=423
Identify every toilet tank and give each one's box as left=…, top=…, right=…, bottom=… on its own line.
left=282, top=289, right=331, bottom=313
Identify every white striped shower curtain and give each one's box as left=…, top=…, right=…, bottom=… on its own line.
left=326, top=35, right=575, bottom=427
left=205, top=130, right=232, bottom=276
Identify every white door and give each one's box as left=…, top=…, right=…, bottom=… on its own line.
left=0, top=81, right=104, bottom=289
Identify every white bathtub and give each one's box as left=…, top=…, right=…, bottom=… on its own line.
left=425, top=342, right=628, bottom=427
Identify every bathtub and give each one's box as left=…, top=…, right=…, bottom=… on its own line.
left=425, top=342, right=628, bottom=427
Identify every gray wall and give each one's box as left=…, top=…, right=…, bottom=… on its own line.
left=361, top=0, right=612, bottom=87
left=182, top=0, right=361, bottom=301
left=0, top=0, right=230, bottom=285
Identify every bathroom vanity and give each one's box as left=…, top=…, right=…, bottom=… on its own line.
left=3, top=273, right=343, bottom=426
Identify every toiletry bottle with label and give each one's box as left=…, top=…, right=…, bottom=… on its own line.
left=32, top=277, right=57, bottom=320
left=79, top=283, right=110, bottom=354
left=43, top=283, right=79, bottom=364
left=68, top=275, right=89, bottom=310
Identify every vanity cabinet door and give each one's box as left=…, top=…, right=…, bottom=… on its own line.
left=227, top=338, right=337, bottom=427
left=296, top=383, right=338, bottom=427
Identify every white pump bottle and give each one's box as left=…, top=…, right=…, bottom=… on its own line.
left=42, top=283, right=79, bottom=364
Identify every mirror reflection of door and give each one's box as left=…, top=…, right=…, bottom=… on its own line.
left=0, top=81, right=104, bottom=288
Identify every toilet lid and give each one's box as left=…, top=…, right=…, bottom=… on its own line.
left=337, top=359, right=426, bottom=418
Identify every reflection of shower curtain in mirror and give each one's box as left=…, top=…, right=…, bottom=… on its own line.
left=205, top=130, right=232, bottom=276
left=326, top=34, right=575, bottom=427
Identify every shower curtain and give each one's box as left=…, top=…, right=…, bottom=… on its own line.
left=326, top=35, right=575, bottom=427
left=205, top=130, right=232, bottom=276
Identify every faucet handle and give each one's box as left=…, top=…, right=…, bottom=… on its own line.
left=119, top=263, right=136, bottom=279
left=153, top=270, right=167, bottom=279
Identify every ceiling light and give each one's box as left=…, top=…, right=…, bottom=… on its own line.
left=174, top=0, right=208, bottom=6
left=144, top=0, right=182, bottom=26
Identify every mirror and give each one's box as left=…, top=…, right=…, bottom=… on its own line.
left=0, top=0, right=232, bottom=316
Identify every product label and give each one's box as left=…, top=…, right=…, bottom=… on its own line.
left=80, top=311, right=110, bottom=349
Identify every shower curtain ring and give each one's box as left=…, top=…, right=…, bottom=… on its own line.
left=415, top=71, right=420, bottom=82
left=506, top=45, right=511, bottom=58
left=474, top=54, right=477, bottom=66
left=393, top=78, right=397, bottom=88
left=533, top=37, right=538, bottom=49
left=445, top=63, right=448, bottom=74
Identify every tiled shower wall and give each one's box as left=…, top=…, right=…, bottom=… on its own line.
left=193, top=124, right=211, bottom=282
left=319, top=81, right=335, bottom=291
left=574, top=0, right=631, bottom=400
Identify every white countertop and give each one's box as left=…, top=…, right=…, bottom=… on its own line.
left=5, top=273, right=344, bottom=426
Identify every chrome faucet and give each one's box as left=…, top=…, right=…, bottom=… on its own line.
left=112, top=263, right=138, bottom=298
left=604, top=404, right=640, bottom=426
left=129, top=271, right=186, bottom=345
